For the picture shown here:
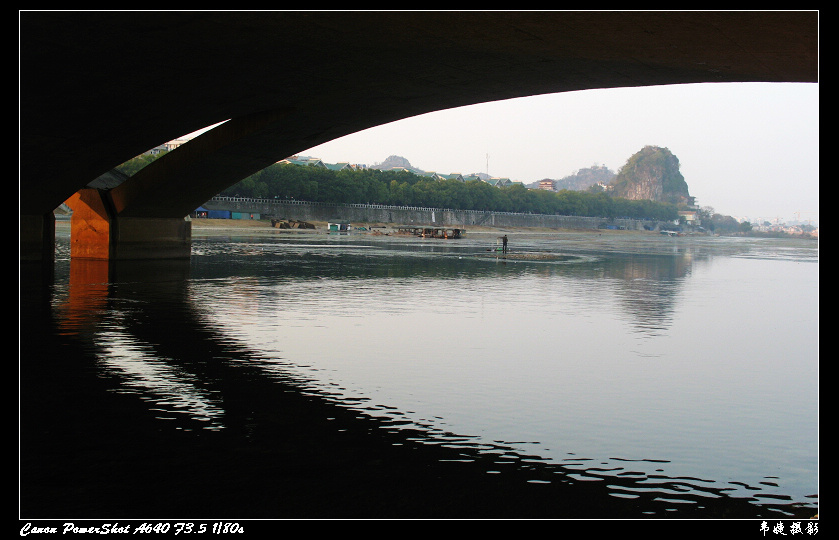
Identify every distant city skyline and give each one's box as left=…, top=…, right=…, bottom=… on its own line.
left=186, top=82, right=818, bottom=225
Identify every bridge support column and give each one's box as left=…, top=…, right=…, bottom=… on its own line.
left=21, top=213, right=56, bottom=262
left=65, top=188, right=192, bottom=260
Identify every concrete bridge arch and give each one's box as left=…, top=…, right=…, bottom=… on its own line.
left=20, top=11, right=818, bottom=260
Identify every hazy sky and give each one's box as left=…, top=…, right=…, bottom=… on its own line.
left=300, top=82, right=818, bottom=224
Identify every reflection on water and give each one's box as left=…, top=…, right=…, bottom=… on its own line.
left=96, top=326, right=227, bottom=431
left=20, top=230, right=818, bottom=519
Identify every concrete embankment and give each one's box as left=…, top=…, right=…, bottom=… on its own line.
left=200, top=198, right=665, bottom=232
left=188, top=218, right=667, bottom=251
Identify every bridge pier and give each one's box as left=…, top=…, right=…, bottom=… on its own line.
left=20, top=213, right=56, bottom=263
left=64, top=188, right=192, bottom=261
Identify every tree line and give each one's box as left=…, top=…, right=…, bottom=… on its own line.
left=116, top=151, right=766, bottom=234
left=213, top=162, right=680, bottom=221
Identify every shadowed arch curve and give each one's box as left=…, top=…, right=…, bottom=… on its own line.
left=20, top=11, right=817, bottom=253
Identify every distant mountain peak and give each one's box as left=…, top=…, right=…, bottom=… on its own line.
left=374, top=155, right=415, bottom=170
left=611, top=146, right=691, bottom=205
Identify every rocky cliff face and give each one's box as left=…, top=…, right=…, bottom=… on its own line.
left=622, top=169, right=665, bottom=201
left=611, top=146, right=690, bottom=206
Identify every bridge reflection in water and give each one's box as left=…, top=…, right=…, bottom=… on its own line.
left=19, top=232, right=818, bottom=520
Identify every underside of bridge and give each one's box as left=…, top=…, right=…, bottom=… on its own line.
left=20, top=11, right=818, bottom=260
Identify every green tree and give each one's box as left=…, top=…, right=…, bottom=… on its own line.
left=212, top=160, right=680, bottom=221
left=115, top=152, right=166, bottom=176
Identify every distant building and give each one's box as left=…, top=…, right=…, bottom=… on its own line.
left=678, top=210, right=698, bottom=223
left=144, top=138, right=189, bottom=155
left=145, top=145, right=167, bottom=155
left=324, top=162, right=355, bottom=171
left=422, top=172, right=464, bottom=182
left=538, top=179, right=556, bottom=191
left=166, top=139, right=188, bottom=151
left=278, top=156, right=327, bottom=168
left=485, top=177, right=512, bottom=188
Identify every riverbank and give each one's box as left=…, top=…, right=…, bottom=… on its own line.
left=189, top=217, right=656, bottom=237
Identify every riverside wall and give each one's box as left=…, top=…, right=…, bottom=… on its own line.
left=201, top=197, right=664, bottom=231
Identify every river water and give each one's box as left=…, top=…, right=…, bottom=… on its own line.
left=20, top=226, right=818, bottom=520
